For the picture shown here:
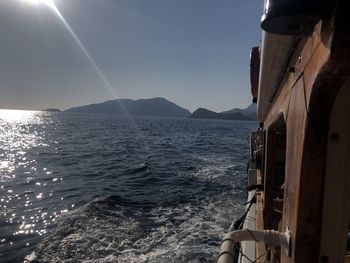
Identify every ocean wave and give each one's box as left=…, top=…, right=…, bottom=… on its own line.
left=25, top=191, right=243, bottom=263
left=0, top=114, right=256, bottom=262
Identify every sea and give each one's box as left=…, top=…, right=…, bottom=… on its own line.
left=0, top=110, right=257, bottom=263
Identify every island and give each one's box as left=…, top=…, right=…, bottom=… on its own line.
left=65, top=97, right=191, bottom=118
left=191, top=104, right=257, bottom=121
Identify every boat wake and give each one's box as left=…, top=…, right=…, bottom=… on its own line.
left=25, top=192, right=243, bottom=263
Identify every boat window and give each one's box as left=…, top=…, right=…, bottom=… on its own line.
left=263, top=117, right=286, bottom=260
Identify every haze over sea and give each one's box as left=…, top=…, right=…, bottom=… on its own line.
left=0, top=110, right=257, bottom=263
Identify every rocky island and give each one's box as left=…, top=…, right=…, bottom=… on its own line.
left=65, top=97, right=191, bottom=118
left=191, top=104, right=257, bottom=121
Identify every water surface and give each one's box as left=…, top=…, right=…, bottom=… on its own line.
left=0, top=110, right=257, bottom=262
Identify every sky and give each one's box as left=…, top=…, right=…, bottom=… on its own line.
left=0, top=0, right=262, bottom=113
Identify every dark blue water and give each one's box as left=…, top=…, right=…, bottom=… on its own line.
left=0, top=110, right=257, bottom=263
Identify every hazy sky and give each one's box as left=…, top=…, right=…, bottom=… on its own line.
left=0, top=0, right=262, bottom=112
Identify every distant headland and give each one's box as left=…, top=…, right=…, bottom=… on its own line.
left=191, top=104, right=257, bottom=121
left=65, top=97, right=191, bottom=118
left=58, top=97, right=256, bottom=121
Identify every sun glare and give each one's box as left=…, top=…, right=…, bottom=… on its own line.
left=21, top=0, right=56, bottom=9
left=0, top=110, right=38, bottom=123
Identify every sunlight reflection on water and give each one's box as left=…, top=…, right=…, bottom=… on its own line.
left=0, top=109, right=36, bottom=121
left=0, top=110, right=44, bottom=183
left=0, top=112, right=256, bottom=262
left=0, top=110, right=67, bottom=261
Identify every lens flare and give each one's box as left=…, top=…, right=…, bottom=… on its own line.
left=19, top=0, right=144, bottom=134
left=21, top=0, right=56, bottom=9
left=19, top=0, right=122, bottom=110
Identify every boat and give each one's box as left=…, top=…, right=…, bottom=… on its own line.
left=217, top=0, right=350, bottom=262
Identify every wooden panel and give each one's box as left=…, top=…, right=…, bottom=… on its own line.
left=319, top=77, right=350, bottom=262
left=263, top=126, right=277, bottom=230
left=257, top=32, right=294, bottom=121
left=261, top=5, right=350, bottom=263
left=255, top=193, right=267, bottom=263
left=263, top=83, right=290, bottom=128
left=281, top=76, right=307, bottom=263
left=305, top=4, right=350, bottom=116
left=278, top=75, right=329, bottom=262
left=282, top=9, right=350, bottom=262
left=303, top=36, right=331, bottom=111
left=293, top=114, right=328, bottom=263
left=259, top=22, right=331, bottom=125
left=288, top=7, right=350, bottom=262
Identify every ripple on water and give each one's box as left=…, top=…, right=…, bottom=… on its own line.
left=0, top=111, right=257, bottom=262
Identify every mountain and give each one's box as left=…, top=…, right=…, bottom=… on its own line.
left=242, top=103, right=257, bottom=113
left=191, top=108, right=253, bottom=121
left=221, top=103, right=257, bottom=121
left=221, top=103, right=257, bottom=114
left=65, top=97, right=191, bottom=118
left=192, top=108, right=220, bottom=119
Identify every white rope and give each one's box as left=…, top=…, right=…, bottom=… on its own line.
left=217, top=229, right=290, bottom=263
left=264, top=230, right=280, bottom=247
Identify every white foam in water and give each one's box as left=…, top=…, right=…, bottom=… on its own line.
left=194, top=155, right=241, bottom=178
left=22, top=153, right=247, bottom=263
left=24, top=252, right=38, bottom=262
left=119, top=196, right=242, bottom=263
left=28, top=201, right=139, bottom=262
left=27, top=190, right=243, bottom=263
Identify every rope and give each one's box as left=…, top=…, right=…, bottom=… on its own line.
left=252, top=248, right=270, bottom=263
left=246, top=228, right=258, bottom=242
left=264, top=230, right=280, bottom=247
left=243, top=195, right=257, bottom=206
left=237, top=244, right=254, bottom=263
left=231, top=194, right=256, bottom=231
